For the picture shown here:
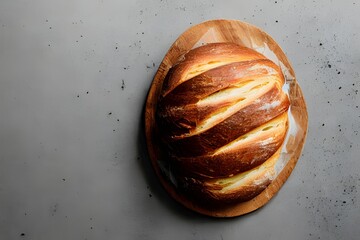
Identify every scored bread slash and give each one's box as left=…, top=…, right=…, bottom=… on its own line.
left=161, top=43, right=268, bottom=96
left=170, top=112, right=289, bottom=179
left=179, top=147, right=282, bottom=205
left=145, top=19, right=308, bottom=217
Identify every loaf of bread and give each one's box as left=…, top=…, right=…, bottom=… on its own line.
left=156, top=42, right=290, bottom=204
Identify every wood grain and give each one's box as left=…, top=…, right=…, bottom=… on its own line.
left=144, top=19, right=308, bottom=217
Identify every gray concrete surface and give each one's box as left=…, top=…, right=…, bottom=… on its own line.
left=0, top=0, right=359, bottom=239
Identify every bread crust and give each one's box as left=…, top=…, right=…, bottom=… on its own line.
left=161, top=43, right=267, bottom=96
left=171, top=113, right=288, bottom=178
left=175, top=148, right=281, bottom=205
left=155, top=42, right=290, bottom=204
left=160, top=84, right=289, bottom=157
left=206, top=147, right=280, bottom=196
left=157, top=59, right=287, bottom=138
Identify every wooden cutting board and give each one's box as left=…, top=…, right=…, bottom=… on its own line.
left=144, top=19, right=308, bottom=217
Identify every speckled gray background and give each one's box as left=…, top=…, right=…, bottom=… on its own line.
left=0, top=0, right=359, bottom=239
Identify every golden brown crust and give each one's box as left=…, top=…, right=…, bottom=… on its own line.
left=157, top=59, right=287, bottom=138
left=160, top=59, right=283, bottom=107
left=155, top=42, right=290, bottom=205
left=170, top=113, right=288, bottom=178
left=161, top=43, right=267, bottom=96
left=160, top=84, right=289, bottom=157
left=176, top=148, right=281, bottom=205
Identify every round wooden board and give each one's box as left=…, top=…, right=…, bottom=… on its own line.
left=144, top=19, right=308, bottom=217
